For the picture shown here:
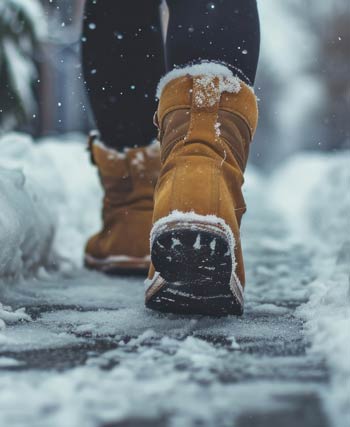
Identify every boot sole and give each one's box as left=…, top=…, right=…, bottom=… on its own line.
left=146, top=216, right=244, bottom=316
left=84, top=254, right=150, bottom=276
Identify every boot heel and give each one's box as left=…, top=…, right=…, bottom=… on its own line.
left=147, top=213, right=244, bottom=316
left=152, top=225, right=231, bottom=285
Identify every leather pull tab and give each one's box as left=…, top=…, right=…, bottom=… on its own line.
left=186, top=76, right=221, bottom=144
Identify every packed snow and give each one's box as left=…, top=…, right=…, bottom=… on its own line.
left=0, top=132, right=102, bottom=270
left=0, top=132, right=101, bottom=329
left=0, top=165, right=54, bottom=280
left=272, top=153, right=350, bottom=426
left=0, top=133, right=349, bottom=427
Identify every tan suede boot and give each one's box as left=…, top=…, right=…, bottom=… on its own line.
left=145, top=64, right=258, bottom=315
left=85, top=133, right=160, bottom=273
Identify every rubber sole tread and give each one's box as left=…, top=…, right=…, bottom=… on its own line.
left=147, top=228, right=243, bottom=316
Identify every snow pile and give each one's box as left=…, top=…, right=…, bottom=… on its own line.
left=299, top=267, right=350, bottom=426
left=0, top=303, right=31, bottom=331
left=0, top=132, right=102, bottom=268
left=271, top=151, right=350, bottom=427
left=0, top=132, right=101, bottom=328
left=0, top=165, right=54, bottom=279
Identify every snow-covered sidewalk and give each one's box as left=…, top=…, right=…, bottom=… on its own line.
left=271, top=154, right=350, bottom=425
left=0, top=133, right=349, bottom=427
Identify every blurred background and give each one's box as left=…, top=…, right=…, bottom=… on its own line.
left=0, top=0, right=349, bottom=168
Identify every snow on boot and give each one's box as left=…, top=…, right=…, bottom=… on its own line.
left=145, top=63, right=258, bottom=315
left=85, top=134, right=160, bottom=273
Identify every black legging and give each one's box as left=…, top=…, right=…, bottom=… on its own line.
left=82, top=0, right=260, bottom=150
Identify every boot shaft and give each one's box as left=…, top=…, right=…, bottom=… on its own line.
left=88, top=134, right=160, bottom=213
left=153, top=72, right=258, bottom=224
left=155, top=72, right=258, bottom=171
left=85, top=136, right=161, bottom=269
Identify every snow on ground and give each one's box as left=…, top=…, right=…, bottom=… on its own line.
left=0, top=132, right=102, bottom=329
left=0, top=132, right=102, bottom=268
left=271, top=153, right=350, bottom=426
left=0, top=162, right=54, bottom=279
left=0, top=133, right=349, bottom=426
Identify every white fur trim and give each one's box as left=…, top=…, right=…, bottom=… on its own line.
left=157, top=62, right=245, bottom=99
